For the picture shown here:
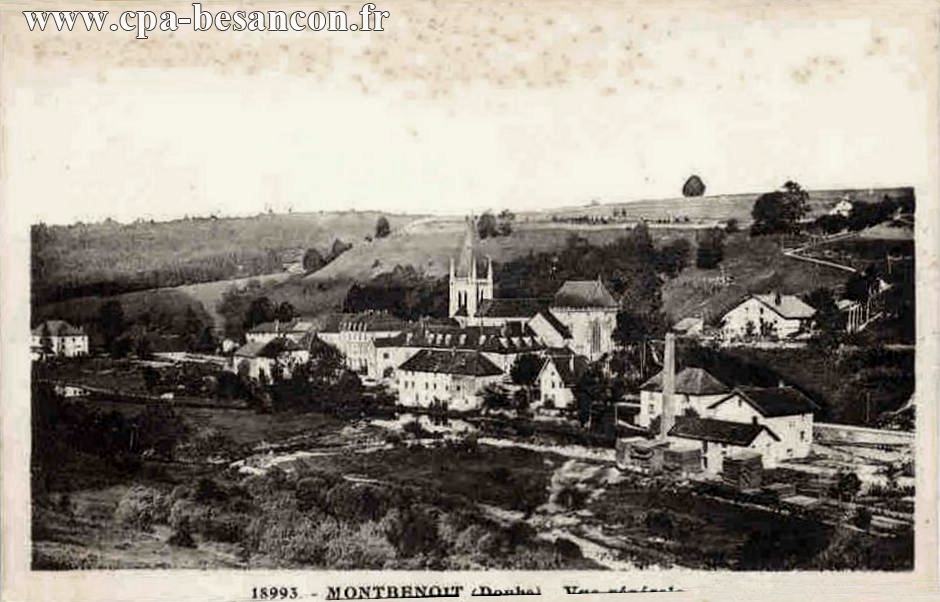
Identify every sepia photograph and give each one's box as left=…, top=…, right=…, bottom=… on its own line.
left=2, top=0, right=938, bottom=600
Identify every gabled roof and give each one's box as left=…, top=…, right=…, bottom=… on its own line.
left=709, top=386, right=818, bottom=417
left=234, top=337, right=305, bottom=358
left=672, top=317, right=704, bottom=333
left=668, top=416, right=780, bottom=447
left=398, top=349, right=503, bottom=377
left=539, top=354, right=590, bottom=387
left=640, top=367, right=729, bottom=395
left=32, top=320, right=85, bottom=337
left=533, top=310, right=572, bottom=339
left=476, top=298, right=550, bottom=319
left=552, top=280, right=618, bottom=309
left=375, top=324, right=544, bottom=354
left=320, top=311, right=408, bottom=333
left=747, top=294, right=817, bottom=320
left=248, top=318, right=314, bottom=334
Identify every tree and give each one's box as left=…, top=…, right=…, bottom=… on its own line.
left=328, top=239, right=353, bottom=262
left=751, top=181, right=809, bottom=234
left=303, top=248, right=326, bottom=272
left=805, top=288, right=844, bottom=346
left=98, top=300, right=126, bottom=350
left=656, top=239, right=691, bottom=277
left=510, top=354, right=543, bottom=409
left=275, top=301, right=295, bottom=322
left=725, top=218, right=740, bottom=234
left=38, top=323, right=53, bottom=357
left=480, top=383, right=512, bottom=414
left=477, top=212, right=499, bottom=239
left=682, top=175, right=706, bottom=197
left=497, top=209, right=515, bottom=236
left=135, top=335, right=154, bottom=359
left=830, top=471, right=862, bottom=502
left=696, top=228, right=725, bottom=269
left=245, top=296, right=275, bottom=329
left=375, top=216, right=391, bottom=239
left=572, top=363, right=610, bottom=427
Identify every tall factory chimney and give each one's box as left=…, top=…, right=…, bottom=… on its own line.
left=660, top=332, right=676, bottom=439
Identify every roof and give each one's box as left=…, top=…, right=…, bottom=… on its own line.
left=640, top=367, right=729, bottom=395
left=668, top=416, right=780, bottom=447
left=375, top=324, right=544, bottom=354
left=454, top=217, right=487, bottom=278
left=32, top=320, right=85, bottom=337
left=552, top=280, right=618, bottom=309
left=672, top=317, right=703, bottom=333
left=248, top=318, right=314, bottom=334
left=234, top=337, right=305, bottom=358
left=319, top=311, right=408, bottom=333
left=749, top=294, right=817, bottom=320
left=540, top=354, right=590, bottom=387
left=534, top=310, right=572, bottom=339
left=709, top=386, right=818, bottom=417
left=476, top=298, right=550, bottom=319
left=398, top=349, right=503, bottom=377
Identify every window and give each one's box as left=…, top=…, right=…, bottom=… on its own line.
left=800, top=431, right=805, bottom=441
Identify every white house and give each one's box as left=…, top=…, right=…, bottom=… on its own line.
left=31, top=320, right=89, bottom=359
left=667, top=416, right=782, bottom=474
left=705, top=386, right=817, bottom=463
left=245, top=317, right=318, bottom=344
left=318, top=311, right=408, bottom=374
left=637, top=367, right=730, bottom=428
left=548, top=280, right=619, bottom=361
left=536, top=353, right=589, bottom=410
left=829, top=198, right=854, bottom=218
left=720, top=293, right=816, bottom=340
left=231, top=337, right=310, bottom=381
left=396, top=349, right=503, bottom=412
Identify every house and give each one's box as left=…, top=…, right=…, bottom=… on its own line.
left=245, top=317, right=318, bottom=345
left=396, top=349, right=503, bottom=411
left=31, top=320, right=89, bottom=359
left=548, top=279, right=619, bottom=360
left=829, top=198, right=854, bottom=218
left=667, top=416, right=781, bottom=474
left=371, top=322, right=545, bottom=382
left=318, top=311, right=408, bottom=373
left=231, top=337, right=310, bottom=381
left=705, top=386, right=817, bottom=463
left=536, top=352, right=589, bottom=410
left=720, top=293, right=816, bottom=340
left=672, top=316, right=704, bottom=336
left=637, top=367, right=730, bottom=428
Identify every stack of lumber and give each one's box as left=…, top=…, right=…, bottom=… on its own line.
left=722, top=451, right=763, bottom=490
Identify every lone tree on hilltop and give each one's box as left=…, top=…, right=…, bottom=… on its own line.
left=682, top=175, right=706, bottom=197
left=751, top=180, right=809, bottom=235
left=375, top=216, right=391, bottom=239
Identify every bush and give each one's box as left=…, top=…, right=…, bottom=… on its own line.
left=114, top=486, right=170, bottom=531
left=295, top=472, right=342, bottom=512
left=168, top=520, right=197, bottom=548
left=854, top=507, right=873, bottom=530
left=325, top=521, right=396, bottom=569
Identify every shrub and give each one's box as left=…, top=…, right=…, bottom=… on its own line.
left=854, top=507, right=873, bottom=530
left=114, top=486, right=170, bottom=531
left=168, top=519, right=197, bottom=548
left=325, top=521, right=396, bottom=569
left=295, top=472, right=342, bottom=512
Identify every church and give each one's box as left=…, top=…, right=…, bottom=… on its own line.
left=447, top=217, right=618, bottom=361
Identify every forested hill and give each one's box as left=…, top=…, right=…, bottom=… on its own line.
left=31, top=211, right=418, bottom=305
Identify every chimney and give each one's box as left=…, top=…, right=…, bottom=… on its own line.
left=660, top=333, right=676, bottom=440
left=274, top=319, right=280, bottom=334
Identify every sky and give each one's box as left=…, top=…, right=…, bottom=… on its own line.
left=3, top=1, right=936, bottom=225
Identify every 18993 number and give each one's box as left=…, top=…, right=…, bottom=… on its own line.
left=252, top=587, right=299, bottom=600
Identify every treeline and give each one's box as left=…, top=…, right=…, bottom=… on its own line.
left=343, top=266, right=449, bottom=321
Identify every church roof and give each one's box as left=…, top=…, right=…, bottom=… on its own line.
left=32, top=320, right=85, bottom=337
left=476, top=298, right=550, bottom=318
left=552, top=280, right=618, bottom=309
left=454, top=217, right=487, bottom=278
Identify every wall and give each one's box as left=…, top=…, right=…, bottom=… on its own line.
left=538, top=361, right=575, bottom=409
left=396, top=370, right=499, bottom=411
left=550, top=307, right=616, bottom=360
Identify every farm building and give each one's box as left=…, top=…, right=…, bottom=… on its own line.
left=667, top=416, right=781, bottom=474
left=706, top=386, right=817, bottom=462
left=637, top=367, right=730, bottom=428
left=245, top=317, right=318, bottom=345
left=536, top=352, right=590, bottom=410
left=396, top=349, right=503, bottom=411
left=719, top=293, right=816, bottom=340
left=231, top=337, right=310, bottom=381
left=31, top=320, right=89, bottom=359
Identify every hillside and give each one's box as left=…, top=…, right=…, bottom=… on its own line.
left=520, top=187, right=914, bottom=225
left=32, top=210, right=419, bottom=304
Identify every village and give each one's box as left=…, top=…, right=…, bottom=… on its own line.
left=29, top=186, right=916, bottom=571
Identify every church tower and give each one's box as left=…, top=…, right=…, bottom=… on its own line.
left=449, top=216, right=493, bottom=323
